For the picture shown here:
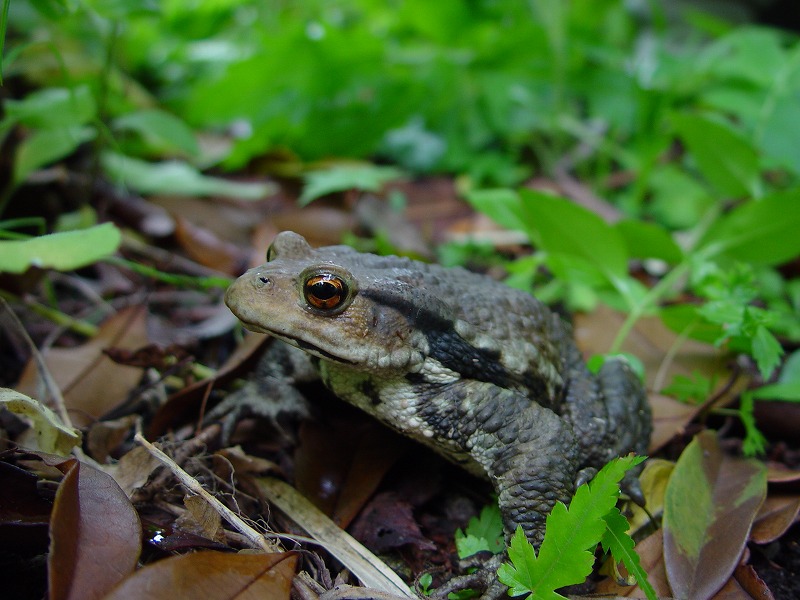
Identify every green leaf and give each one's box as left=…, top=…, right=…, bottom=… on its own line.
left=516, top=190, right=633, bottom=302
left=113, top=109, right=199, bottom=156
left=464, top=188, right=526, bottom=233
left=663, top=430, right=766, bottom=599
left=101, top=152, right=273, bottom=199
left=698, top=190, right=800, bottom=266
left=299, top=164, right=403, bottom=206
left=0, top=388, right=81, bottom=455
left=614, top=219, right=683, bottom=264
left=0, top=223, right=121, bottom=274
left=672, top=114, right=759, bottom=197
left=661, top=371, right=717, bottom=404
left=497, top=456, right=645, bottom=599
left=739, top=392, right=768, bottom=457
left=498, top=526, right=556, bottom=599
left=601, top=508, right=657, bottom=600
left=13, top=126, right=96, bottom=184
left=455, top=503, right=504, bottom=558
left=4, top=85, right=96, bottom=129
left=749, top=381, right=800, bottom=402
left=751, top=324, right=783, bottom=380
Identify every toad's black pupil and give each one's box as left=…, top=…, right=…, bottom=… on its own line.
left=310, top=280, right=337, bottom=299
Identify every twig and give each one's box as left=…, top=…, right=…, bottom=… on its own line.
left=133, top=428, right=280, bottom=553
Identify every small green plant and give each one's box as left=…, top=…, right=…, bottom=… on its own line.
left=497, top=455, right=654, bottom=600
left=455, top=503, right=505, bottom=559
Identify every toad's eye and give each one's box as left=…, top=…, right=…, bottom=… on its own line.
left=266, top=243, right=276, bottom=262
left=303, top=274, right=348, bottom=311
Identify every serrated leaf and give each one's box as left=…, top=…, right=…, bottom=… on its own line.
left=0, top=388, right=81, bottom=455
left=113, top=109, right=199, bottom=156
left=14, top=126, right=96, bottom=184
left=663, top=430, right=766, bottom=600
left=498, top=456, right=644, bottom=599
left=601, top=508, right=657, bottom=600
left=698, top=189, right=800, bottom=266
left=299, top=164, right=403, bottom=205
left=101, top=152, right=273, bottom=199
left=497, top=526, right=556, bottom=598
left=456, top=503, right=505, bottom=558
left=751, top=325, right=783, bottom=380
left=0, top=223, right=121, bottom=274
left=673, top=114, right=759, bottom=197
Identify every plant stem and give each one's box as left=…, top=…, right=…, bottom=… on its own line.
left=0, top=290, right=99, bottom=337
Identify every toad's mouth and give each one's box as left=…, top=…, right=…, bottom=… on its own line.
left=293, top=337, right=357, bottom=365
left=235, top=316, right=357, bottom=365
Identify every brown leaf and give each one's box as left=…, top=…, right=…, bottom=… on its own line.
left=16, top=306, right=149, bottom=427
left=733, top=564, right=776, bottom=600
left=709, top=575, right=757, bottom=600
left=104, top=551, right=297, bottom=600
left=294, top=415, right=405, bottom=529
left=48, top=460, right=142, bottom=600
left=648, top=393, right=700, bottom=452
left=663, top=430, right=767, bottom=600
left=174, top=215, right=249, bottom=275
left=765, top=462, right=800, bottom=484
left=751, top=494, right=800, bottom=545
left=349, top=492, right=435, bottom=553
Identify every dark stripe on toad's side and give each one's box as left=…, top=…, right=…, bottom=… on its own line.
left=361, top=289, right=514, bottom=390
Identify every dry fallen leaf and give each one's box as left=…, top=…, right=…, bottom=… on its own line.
left=104, top=551, right=297, bottom=600
left=16, top=306, right=150, bottom=427
left=48, top=460, right=142, bottom=600
left=294, top=416, right=406, bottom=529
left=750, top=494, right=800, bottom=545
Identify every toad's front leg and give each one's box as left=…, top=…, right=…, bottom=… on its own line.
left=424, top=381, right=581, bottom=546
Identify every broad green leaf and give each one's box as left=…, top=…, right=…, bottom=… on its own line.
left=102, top=152, right=273, bottom=199
left=663, top=430, right=766, bottom=600
left=601, top=508, right=657, bottom=600
left=113, top=109, right=199, bottom=156
left=614, top=219, right=683, bottom=264
left=697, top=190, right=800, bottom=266
left=14, top=126, right=96, bottom=184
left=778, top=350, right=800, bottom=384
left=0, top=388, right=81, bottom=455
left=464, top=188, right=526, bottom=233
left=299, top=164, right=403, bottom=206
left=4, top=85, right=96, bottom=129
left=749, top=381, right=800, bottom=402
left=0, top=223, right=121, bottom=274
left=672, top=114, right=759, bottom=198
left=517, top=190, right=631, bottom=297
